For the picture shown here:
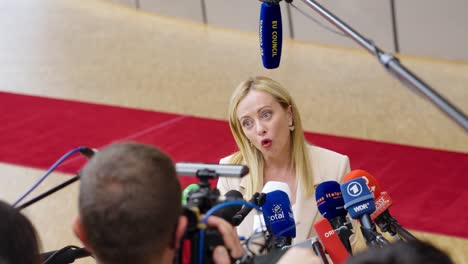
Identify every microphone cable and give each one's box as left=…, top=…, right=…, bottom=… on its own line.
left=17, top=174, right=80, bottom=211
left=198, top=201, right=262, bottom=264
left=13, top=146, right=94, bottom=208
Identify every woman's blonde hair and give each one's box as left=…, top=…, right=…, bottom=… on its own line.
left=228, top=76, right=314, bottom=198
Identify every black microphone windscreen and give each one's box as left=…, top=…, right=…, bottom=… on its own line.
left=214, top=190, right=243, bottom=224
left=225, top=190, right=243, bottom=201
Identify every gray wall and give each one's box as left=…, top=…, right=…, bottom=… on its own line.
left=112, top=0, right=468, bottom=62
left=396, top=0, right=468, bottom=61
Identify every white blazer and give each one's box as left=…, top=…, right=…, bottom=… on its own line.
left=217, top=144, right=350, bottom=243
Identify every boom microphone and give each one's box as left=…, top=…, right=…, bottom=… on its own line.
left=259, top=0, right=283, bottom=69
left=340, top=178, right=389, bottom=247
left=315, top=181, right=353, bottom=254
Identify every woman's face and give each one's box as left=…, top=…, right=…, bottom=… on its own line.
left=236, top=89, right=293, bottom=159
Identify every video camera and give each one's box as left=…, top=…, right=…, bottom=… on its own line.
left=175, top=162, right=249, bottom=264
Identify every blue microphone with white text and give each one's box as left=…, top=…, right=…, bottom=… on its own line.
left=261, top=182, right=295, bottom=249
left=340, top=178, right=389, bottom=247
left=259, top=0, right=283, bottom=69
left=316, top=181, right=353, bottom=254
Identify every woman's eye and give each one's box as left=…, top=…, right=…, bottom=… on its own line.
left=242, top=119, right=252, bottom=128
left=262, top=112, right=272, bottom=119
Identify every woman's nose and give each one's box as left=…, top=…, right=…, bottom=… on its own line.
left=256, top=121, right=266, bottom=135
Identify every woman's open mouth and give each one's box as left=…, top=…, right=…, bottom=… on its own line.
left=261, top=139, right=272, bottom=148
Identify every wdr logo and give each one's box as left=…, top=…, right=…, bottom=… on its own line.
left=353, top=203, right=370, bottom=213
left=347, top=182, right=363, bottom=197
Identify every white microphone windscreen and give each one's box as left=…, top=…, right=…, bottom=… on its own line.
left=262, top=181, right=292, bottom=201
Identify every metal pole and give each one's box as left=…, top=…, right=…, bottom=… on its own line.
left=299, top=0, right=468, bottom=131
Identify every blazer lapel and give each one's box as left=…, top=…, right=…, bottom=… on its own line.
left=237, top=159, right=325, bottom=243
left=292, top=177, right=321, bottom=243
left=293, top=159, right=330, bottom=243
left=239, top=175, right=248, bottom=192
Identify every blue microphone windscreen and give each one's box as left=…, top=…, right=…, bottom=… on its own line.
left=259, top=2, right=282, bottom=69
left=262, top=190, right=296, bottom=238
left=315, top=181, right=347, bottom=220
left=340, top=178, right=376, bottom=219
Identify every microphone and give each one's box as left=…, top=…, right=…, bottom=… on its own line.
left=346, top=170, right=418, bottom=241
left=340, top=178, right=389, bottom=247
left=17, top=146, right=97, bottom=210
left=343, top=170, right=381, bottom=198
left=259, top=0, right=283, bottom=69
left=314, top=218, right=350, bottom=264
left=372, top=191, right=419, bottom=241
left=224, top=189, right=244, bottom=201
left=78, top=147, right=98, bottom=159
left=262, top=181, right=292, bottom=198
left=232, top=192, right=266, bottom=226
left=371, top=191, right=392, bottom=221
left=215, top=190, right=244, bottom=224
left=315, top=181, right=353, bottom=254
left=261, top=182, right=296, bottom=249
left=371, top=191, right=399, bottom=235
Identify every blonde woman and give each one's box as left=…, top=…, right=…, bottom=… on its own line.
left=217, top=76, right=351, bottom=243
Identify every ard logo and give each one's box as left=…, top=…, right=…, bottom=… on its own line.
left=347, top=182, right=363, bottom=197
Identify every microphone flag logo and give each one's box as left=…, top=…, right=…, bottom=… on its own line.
left=347, top=182, right=363, bottom=197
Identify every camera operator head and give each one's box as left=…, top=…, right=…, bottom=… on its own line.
left=73, top=142, right=186, bottom=264
left=73, top=142, right=243, bottom=264
left=0, top=200, right=41, bottom=264
left=346, top=240, right=453, bottom=264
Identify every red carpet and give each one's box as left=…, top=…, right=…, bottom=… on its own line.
left=1, top=91, right=467, bottom=238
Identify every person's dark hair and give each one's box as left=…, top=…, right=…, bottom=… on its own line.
left=79, top=142, right=181, bottom=264
left=346, top=240, right=453, bottom=264
left=0, top=200, right=41, bottom=264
